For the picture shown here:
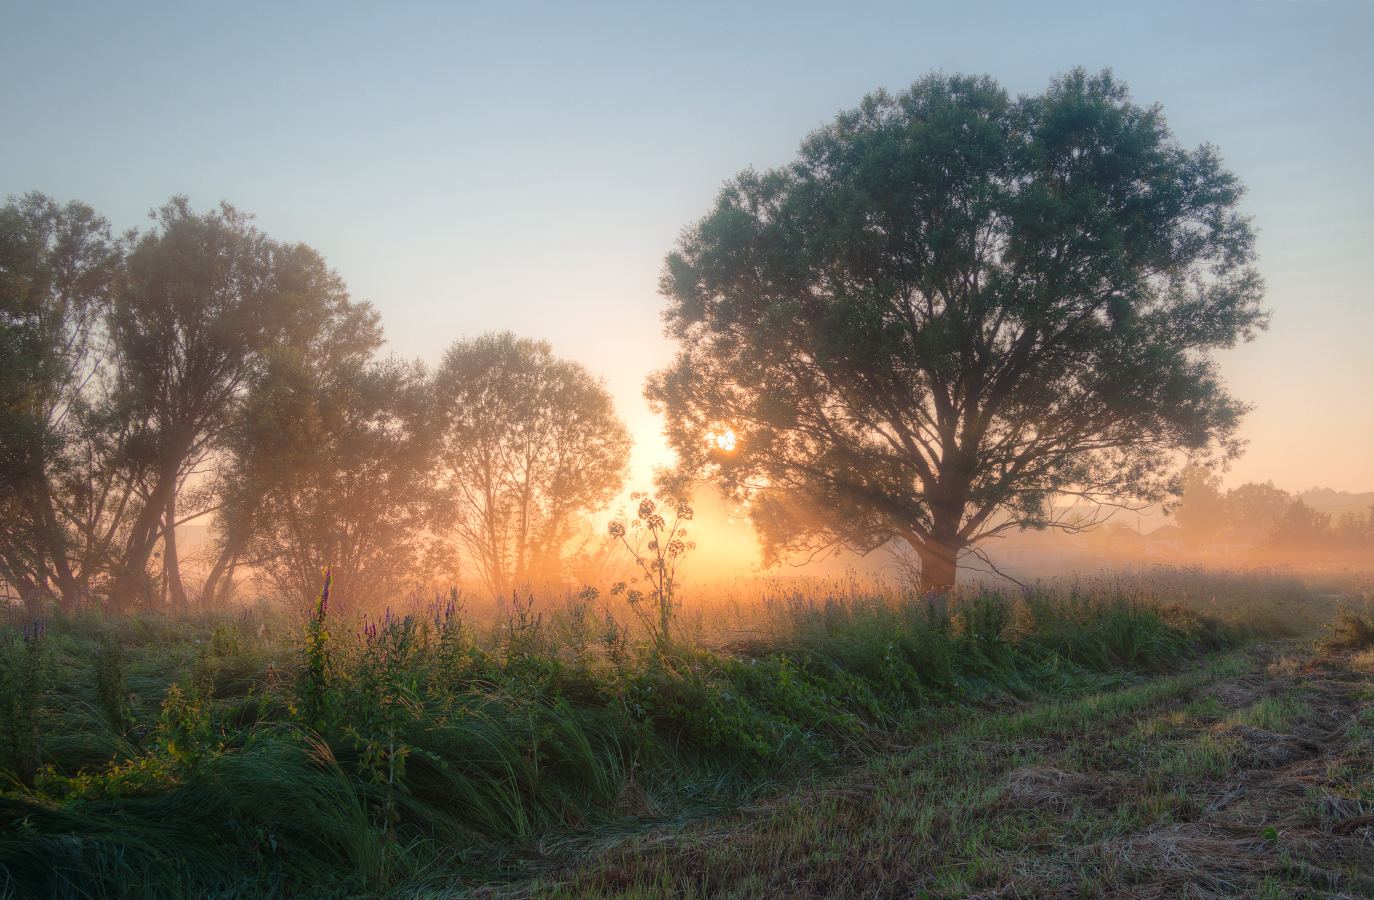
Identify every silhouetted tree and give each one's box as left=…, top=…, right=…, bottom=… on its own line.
left=0, top=193, right=122, bottom=607
left=105, top=198, right=379, bottom=609
left=1223, top=481, right=1290, bottom=535
left=1333, top=508, right=1374, bottom=551
left=1174, top=464, right=1228, bottom=548
left=219, top=353, right=433, bottom=609
left=648, top=69, right=1267, bottom=590
left=1267, top=499, right=1332, bottom=553
left=434, top=332, right=632, bottom=597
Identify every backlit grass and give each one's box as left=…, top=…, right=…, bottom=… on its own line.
left=0, top=569, right=1339, bottom=898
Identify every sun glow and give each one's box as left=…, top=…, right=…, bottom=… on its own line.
left=710, top=428, right=737, bottom=452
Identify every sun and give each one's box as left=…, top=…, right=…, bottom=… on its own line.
left=709, top=428, right=737, bottom=452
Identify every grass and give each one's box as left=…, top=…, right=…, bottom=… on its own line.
left=490, top=643, right=1374, bottom=899
left=0, top=567, right=1346, bottom=898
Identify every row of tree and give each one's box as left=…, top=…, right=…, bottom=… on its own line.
left=4, top=68, right=1304, bottom=597
left=0, top=195, right=632, bottom=610
left=1173, top=466, right=1374, bottom=555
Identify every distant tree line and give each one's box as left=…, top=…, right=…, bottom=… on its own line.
left=1174, top=465, right=1373, bottom=558
left=0, top=194, right=631, bottom=611
left=4, top=69, right=1291, bottom=599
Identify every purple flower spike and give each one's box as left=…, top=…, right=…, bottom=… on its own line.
left=318, top=566, right=332, bottom=620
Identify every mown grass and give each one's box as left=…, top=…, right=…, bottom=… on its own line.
left=0, top=569, right=1329, bottom=898
left=493, top=644, right=1374, bottom=899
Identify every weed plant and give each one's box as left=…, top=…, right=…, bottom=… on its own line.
left=0, top=619, right=48, bottom=787
left=1322, top=576, right=1374, bottom=652
left=0, top=572, right=1301, bottom=897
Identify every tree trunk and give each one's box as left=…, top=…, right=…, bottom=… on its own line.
left=33, top=483, right=79, bottom=610
left=218, top=556, right=238, bottom=605
left=201, top=542, right=236, bottom=606
left=164, top=489, right=187, bottom=609
left=916, top=539, right=959, bottom=594
left=108, top=471, right=177, bottom=610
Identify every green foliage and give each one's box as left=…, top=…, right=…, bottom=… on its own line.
left=0, top=573, right=1291, bottom=897
left=92, top=634, right=134, bottom=736
left=156, top=680, right=217, bottom=770
left=1022, top=584, right=1191, bottom=670
left=299, top=568, right=334, bottom=731
left=647, top=69, right=1268, bottom=592
left=338, top=609, right=431, bottom=847
left=0, top=193, right=121, bottom=610
left=0, top=619, right=49, bottom=786
left=4, top=734, right=377, bottom=899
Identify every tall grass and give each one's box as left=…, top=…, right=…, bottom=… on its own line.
left=0, top=570, right=1308, bottom=897
left=1322, top=575, right=1374, bottom=652
left=1020, top=566, right=1323, bottom=639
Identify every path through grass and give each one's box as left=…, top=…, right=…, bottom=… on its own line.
left=467, top=643, right=1374, bottom=899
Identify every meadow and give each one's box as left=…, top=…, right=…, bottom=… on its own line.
left=0, top=567, right=1369, bottom=899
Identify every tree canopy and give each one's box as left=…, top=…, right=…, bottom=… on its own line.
left=2, top=191, right=649, bottom=610
left=0, top=194, right=121, bottom=603
left=0, top=194, right=387, bottom=609
left=104, top=198, right=381, bottom=608
left=220, top=352, right=433, bottom=610
left=434, top=332, right=632, bottom=598
left=647, top=69, right=1268, bottom=590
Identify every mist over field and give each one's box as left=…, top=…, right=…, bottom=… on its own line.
left=2, top=4, right=1372, bottom=898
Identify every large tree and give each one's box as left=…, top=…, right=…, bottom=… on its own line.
left=647, top=69, right=1267, bottom=591
left=217, top=352, right=434, bottom=610
left=105, top=198, right=380, bottom=608
left=433, top=332, right=632, bottom=597
left=0, top=193, right=122, bottom=606
left=1224, top=481, right=1290, bottom=535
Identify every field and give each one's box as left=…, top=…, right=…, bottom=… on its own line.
left=1, top=568, right=1371, bottom=899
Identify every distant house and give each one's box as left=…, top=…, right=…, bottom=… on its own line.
left=1106, top=525, right=1145, bottom=556
left=1206, top=524, right=1265, bottom=558
left=1144, top=524, right=1184, bottom=555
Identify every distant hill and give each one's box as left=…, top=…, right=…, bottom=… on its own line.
left=1297, top=488, right=1374, bottom=515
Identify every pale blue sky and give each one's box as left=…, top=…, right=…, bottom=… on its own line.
left=3, top=1, right=1371, bottom=494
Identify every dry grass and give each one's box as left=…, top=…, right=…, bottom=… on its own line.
left=452, top=642, right=1374, bottom=899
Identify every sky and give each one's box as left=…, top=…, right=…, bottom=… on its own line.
left=3, top=1, right=1371, bottom=507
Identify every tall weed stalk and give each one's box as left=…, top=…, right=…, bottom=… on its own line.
left=0, top=619, right=49, bottom=787
left=300, top=567, right=334, bottom=732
